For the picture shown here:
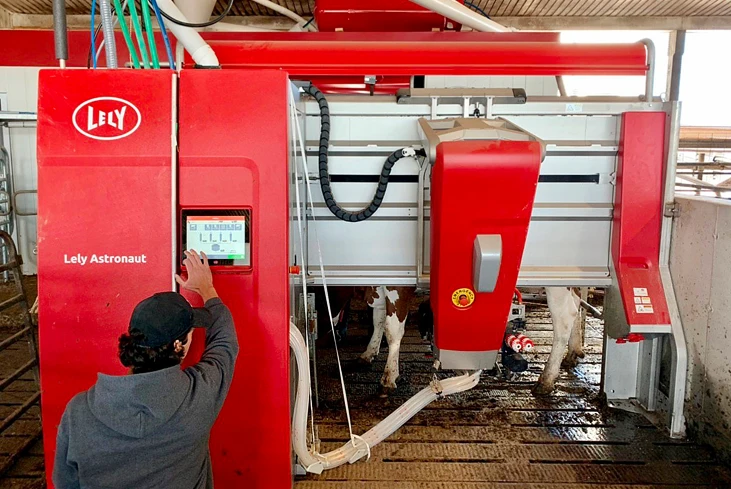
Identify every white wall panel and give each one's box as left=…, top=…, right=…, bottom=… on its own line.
left=0, top=67, right=40, bottom=274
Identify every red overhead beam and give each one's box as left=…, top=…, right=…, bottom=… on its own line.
left=193, top=34, right=648, bottom=77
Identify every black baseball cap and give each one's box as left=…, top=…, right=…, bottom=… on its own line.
left=129, top=292, right=213, bottom=348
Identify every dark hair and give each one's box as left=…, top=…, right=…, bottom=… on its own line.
left=118, top=329, right=191, bottom=374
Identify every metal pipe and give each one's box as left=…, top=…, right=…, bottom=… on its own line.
left=0, top=327, right=30, bottom=352
left=556, top=76, right=567, bottom=96
left=99, top=0, right=118, bottom=68
left=0, top=359, right=36, bottom=392
left=640, top=38, right=656, bottom=102
left=669, top=30, right=686, bottom=102
left=659, top=102, right=689, bottom=439
left=416, top=157, right=429, bottom=287
left=409, top=0, right=509, bottom=32
left=52, top=0, right=68, bottom=67
left=0, top=392, right=40, bottom=433
left=579, top=299, right=603, bottom=319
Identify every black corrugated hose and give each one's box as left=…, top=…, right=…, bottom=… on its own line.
left=304, top=84, right=426, bottom=223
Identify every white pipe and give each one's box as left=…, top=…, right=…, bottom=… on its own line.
left=250, top=0, right=316, bottom=31
left=201, top=22, right=285, bottom=32
left=156, top=0, right=219, bottom=66
left=174, top=0, right=216, bottom=24
left=409, top=0, right=509, bottom=32
left=290, top=324, right=481, bottom=473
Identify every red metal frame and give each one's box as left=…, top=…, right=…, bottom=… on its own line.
left=199, top=35, right=648, bottom=76
left=0, top=29, right=170, bottom=67
left=314, top=0, right=465, bottom=32
left=613, top=112, right=671, bottom=328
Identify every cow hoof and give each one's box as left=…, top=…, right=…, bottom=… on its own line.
left=561, top=350, right=585, bottom=369
left=532, top=382, right=554, bottom=397
left=358, top=356, right=373, bottom=366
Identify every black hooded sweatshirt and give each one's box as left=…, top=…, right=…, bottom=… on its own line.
left=53, top=298, right=238, bottom=489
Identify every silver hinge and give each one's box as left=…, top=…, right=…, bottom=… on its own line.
left=664, top=202, right=680, bottom=218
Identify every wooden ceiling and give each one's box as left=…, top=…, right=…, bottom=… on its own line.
left=0, top=0, right=729, bottom=29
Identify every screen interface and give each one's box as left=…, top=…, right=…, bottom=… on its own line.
left=186, top=216, right=247, bottom=260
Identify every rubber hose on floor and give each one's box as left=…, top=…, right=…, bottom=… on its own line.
left=304, top=84, right=425, bottom=223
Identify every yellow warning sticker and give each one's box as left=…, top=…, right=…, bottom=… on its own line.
left=452, top=288, right=475, bottom=308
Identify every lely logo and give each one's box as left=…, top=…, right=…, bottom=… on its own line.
left=72, top=97, right=141, bottom=141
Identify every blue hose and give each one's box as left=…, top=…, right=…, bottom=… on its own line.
left=91, top=0, right=97, bottom=68
left=465, top=1, right=490, bottom=19
left=150, top=0, right=175, bottom=70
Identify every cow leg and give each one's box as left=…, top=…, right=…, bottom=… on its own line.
left=534, top=287, right=579, bottom=396
left=381, top=287, right=408, bottom=395
left=562, top=290, right=585, bottom=369
left=360, top=287, right=386, bottom=364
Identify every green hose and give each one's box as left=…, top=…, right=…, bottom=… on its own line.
left=128, top=0, right=151, bottom=68
left=112, top=0, right=140, bottom=69
left=140, top=0, right=159, bottom=68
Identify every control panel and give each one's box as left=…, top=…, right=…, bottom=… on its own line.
left=181, top=209, right=251, bottom=267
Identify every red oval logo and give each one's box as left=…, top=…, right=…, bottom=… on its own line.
left=72, top=97, right=141, bottom=141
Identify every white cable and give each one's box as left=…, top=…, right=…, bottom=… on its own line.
left=289, top=87, right=317, bottom=451
left=288, top=88, right=484, bottom=474
left=249, top=0, right=316, bottom=31
left=289, top=87, right=360, bottom=449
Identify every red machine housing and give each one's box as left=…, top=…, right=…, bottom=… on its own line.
left=37, top=70, right=176, bottom=487
left=36, top=69, right=292, bottom=489
left=430, top=140, right=543, bottom=367
left=611, top=112, right=671, bottom=331
left=177, top=70, right=292, bottom=488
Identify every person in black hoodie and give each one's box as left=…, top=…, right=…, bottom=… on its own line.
left=53, top=249, right=239, bottom=489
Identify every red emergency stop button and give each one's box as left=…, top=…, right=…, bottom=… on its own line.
left=451, top=288, right=475, bottom=308
left=289, top=265, right=301, bottom=275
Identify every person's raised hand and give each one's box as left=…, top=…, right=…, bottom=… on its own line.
left=175, top=250, right=218, bottom=302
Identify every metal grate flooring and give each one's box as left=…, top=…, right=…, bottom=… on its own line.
left=0, top=276, right=43, bottom=489
left=296, top=302, right=731, bottom=489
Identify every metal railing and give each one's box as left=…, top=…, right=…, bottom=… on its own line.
left=0, top=231, right=41, bottom=477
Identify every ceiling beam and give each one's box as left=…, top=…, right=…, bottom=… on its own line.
left=495, top=16, right=731, bottom=30
left=0, top=6, right=10, bottom=28
left=9, top=14, right=295, bottom=30
left=8, top=13, right=731, bottom=31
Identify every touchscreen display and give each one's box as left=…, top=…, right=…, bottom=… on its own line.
left=186, top=216, right=247, bottom=260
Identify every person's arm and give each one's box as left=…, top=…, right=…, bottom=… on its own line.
left=53, top=409, right=81, bottom=489
left=176, top=250, right=239, bottom=411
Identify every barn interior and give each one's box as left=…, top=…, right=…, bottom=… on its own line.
left=0, top=1, right=730, bottom=488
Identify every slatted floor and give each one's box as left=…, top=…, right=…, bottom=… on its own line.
left=0, top=277, right=44, bottom=489
left=296, top=301, right=731, bottom=489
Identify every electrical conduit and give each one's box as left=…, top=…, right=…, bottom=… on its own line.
left=290, top=324, right=482, bottom=473
left=99, top=0, right=118, bottom=68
